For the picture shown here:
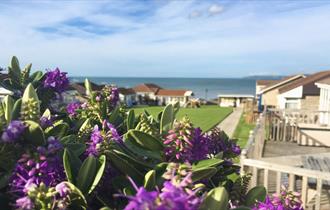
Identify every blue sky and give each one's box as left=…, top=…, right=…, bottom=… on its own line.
left=1, top=0, right=330, bottom=78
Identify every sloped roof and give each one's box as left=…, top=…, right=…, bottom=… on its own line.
left=133, top=83, right=162, bottom=93
left=118, top=87, right=135, bottom=95
left=256, top=80, right=278, bottom=86
left=279, top=70, right=330, bottom=93
left=259, top=74, right=305, bottom=94
left=156, top=89, right=189, bottom=96
left=317, top=77, right=330, bottom=86
left=68, top=83, right=86, bottom=95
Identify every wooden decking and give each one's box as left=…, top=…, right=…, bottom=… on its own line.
left=258, top=141, right=330, bottom=210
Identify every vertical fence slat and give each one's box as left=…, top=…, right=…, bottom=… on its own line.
left=251, top=167, right=258, bottom=187
left=288, top=173, right=295, bottom=191
left=301, top=176, right=308, bottom=209
left=263, top=169, right=269, bottom=192
left=315, top=178, right=322, bottom=210
left=276, top=171, right=281, bottom=194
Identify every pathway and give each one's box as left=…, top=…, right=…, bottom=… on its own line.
left=216, top=107, right=243, bottom=138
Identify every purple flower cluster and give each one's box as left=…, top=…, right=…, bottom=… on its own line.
left=66, top=102, right=81, bottom=117
left=253, top=186, right=303, bottom=210
left=43, top=68, right=69, bottom=93
left=1, top=120, right=26, bottom=143
left=10, top=137, right=65, bottom=199
left=125, top=174, right=201, bottom=210
left=206, top=128, right=241, bottom=156
left=163, top=118, right=209, bottom=162
left=109, top=86, right=119, bottom=106
left=86, top=121, right=122, bottom=157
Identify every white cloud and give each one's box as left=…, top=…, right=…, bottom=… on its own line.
left=208, top=4, right=224, bottom=15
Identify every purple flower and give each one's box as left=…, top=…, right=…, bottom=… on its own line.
left=109, top=86, right=119, bottom=106
left=86, top=125, right=103, bottom=157
left=253, top=186, right=303, bottom=210
left=39, top=116, right=53, bottom=129
left=163, top=118, right=209, bottom=162
left=1, top=120, right=26, bottom=143
left=86, top=122, right=122, bottom=157
left=16, top=196, right=34, bottom=210
left=10, top=137, right=65, bottom=198
left=55, top=182, right=72, bottom=197
left=43, top=68, right=69, bottom=93
left=159, top=181, right=201, bottom=210
left=124, top=187, right=159, bottom=210
left=66, top=102, right=81, bottom=117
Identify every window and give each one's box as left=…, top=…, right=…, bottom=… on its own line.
left=285, top=98, right=299, bottom=109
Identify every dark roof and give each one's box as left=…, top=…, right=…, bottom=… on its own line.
left=118, top=87, right=135, bottom=95
left=279, top=70, right=330, bottom=94
left=156, top=89, right=189, bottom=96
left=0, top=73, right=8, bottom=80
left=68, top=83, right=86, bottom=95
left=256, top=80, right=278, bottom=86
left=317, top=77, right=330, bottom=86
left=133, top=83, right=162, bottom=93
left=259, top=74, right=305, bottom=93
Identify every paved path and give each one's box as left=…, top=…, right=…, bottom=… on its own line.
left=216, top=107, right=243, bottom=138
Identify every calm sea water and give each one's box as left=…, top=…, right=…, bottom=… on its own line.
left=70, top=77, right=256, bottom=99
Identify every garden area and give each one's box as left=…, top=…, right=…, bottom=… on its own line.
left=233, top=112, right=256, bottom=148
left=0, top=57, right=304, bottom=210
left=132, top=105, right=233, bottom=132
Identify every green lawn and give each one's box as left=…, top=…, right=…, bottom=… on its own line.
left=233, top=113, right=255, bottom=148
left=132, top=105, right=232, bottom=132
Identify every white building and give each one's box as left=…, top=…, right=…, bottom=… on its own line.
left=118, top=87, right=136, bottom=107
left=156, top=89, right=193, bottom=106
left=316, top=77, right=330, bottom=125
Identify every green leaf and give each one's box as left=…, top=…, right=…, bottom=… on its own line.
left=46, top=123, right=69, bottom=138
left=231, top=207, right=251, bottom=210
left=23, top=120, right=45, bottom=146
left=88, top=155, right=106, bottom=194
left=127, top=129, right=163, bottom=151
left=61, top=182, right=87, bottom=209
left=42, top=109, right=51, bottom=118
left=2, top=95, right=14, bottom=123
left=245, top=186, right=266, bottom=207
left=108, top=106, right=120, bottom=124
left=123, top=136, right=162, bottom=160
left=9, top=56, right=21, bottom=87
left=200, top=187, right=229, bottom=210
left=160, top=104, right=174, bottom=134
left=60, top=135, right=76, bottom=144
left=111, top=149, right=154, bottom=170
left=65, top=143, right=86, bottom=156
left=0, top=171, right=11, bottom=189
left=192, top=167, right=217, bottom=182
left=192, top=158, right=224, bottom=170
left=63, top=148, right=82, bottom=184
left=79, top=119, right=91, bottom=132
left=107, top=151, right=143, bottom=182
left=77, top=156, right=97, bottom=194
left=30, top=71, right=43, bottom=83
left=144, top=170, right=156, bottom=190
left=84, top=79, right=92, bottom=96
left=127, top=109, right=135, bottom=130
left=11, top=98, right=22, bottom=120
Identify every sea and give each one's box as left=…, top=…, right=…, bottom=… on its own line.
left=70, top=77, right=256, bottom=100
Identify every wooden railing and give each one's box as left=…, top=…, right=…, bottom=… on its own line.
left=241, top=158, right=330, bottom=210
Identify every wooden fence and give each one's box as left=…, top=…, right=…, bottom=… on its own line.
left=240, top=109, right=330, bottom=209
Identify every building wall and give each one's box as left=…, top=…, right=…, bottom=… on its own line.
left=300, top=95, right=320, bottom=110
left=262, top=89, right=279, bottom=108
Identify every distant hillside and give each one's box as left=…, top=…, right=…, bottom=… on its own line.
left=243, top=75, right=285, bottom=80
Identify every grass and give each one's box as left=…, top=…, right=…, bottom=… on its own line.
left=132, top=105, right=233, bottom=132
left=232, top=112, right=255, bottom=148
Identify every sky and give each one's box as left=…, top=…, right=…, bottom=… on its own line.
left=1, top=0, right=330, bottom=78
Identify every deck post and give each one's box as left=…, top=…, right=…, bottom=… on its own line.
left=251, top=167, right=258, bottom=187
left=315, top=178, right=322, bottom=210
